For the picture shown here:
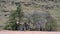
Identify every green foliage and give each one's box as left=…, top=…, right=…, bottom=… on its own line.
left=4, top=10, right=17, bottom=30
left=45, top=17, right=57, bottom=31
left=4, top=3, right=24, bottom=30
left=17, top=4, right=24, bottom=19
left=16, top=3, right=24, bottom=24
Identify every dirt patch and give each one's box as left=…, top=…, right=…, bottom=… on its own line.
left=0, top=30, right=60, bottom=34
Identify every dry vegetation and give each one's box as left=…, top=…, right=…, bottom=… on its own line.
left=0, top=0, right=60, bottom=30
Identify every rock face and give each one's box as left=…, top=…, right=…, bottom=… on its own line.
left=0, top=0, right=60, bottom=30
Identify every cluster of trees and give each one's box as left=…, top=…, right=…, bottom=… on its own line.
left=4, top=3, right=24, bottom=30
left=4, top=3, right=57, bottom=31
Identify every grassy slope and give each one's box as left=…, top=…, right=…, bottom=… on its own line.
left=0, top=0, right=60, bottom=30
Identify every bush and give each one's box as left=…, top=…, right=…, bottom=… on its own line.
left=4, top=10, right=17, bottom=30
left=45, top=15, right=57, bottom=31
left=4, top=3, right=24, bottom=30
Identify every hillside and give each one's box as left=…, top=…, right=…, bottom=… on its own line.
left=0, top=0, right=60, bottom=30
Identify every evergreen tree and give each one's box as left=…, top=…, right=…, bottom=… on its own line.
left=16, top=3, right=24, bottom=24
left=4, top=3, right=24, bottom=30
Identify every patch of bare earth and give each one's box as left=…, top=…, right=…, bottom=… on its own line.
left=0, top=30, right=60, bottom=34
